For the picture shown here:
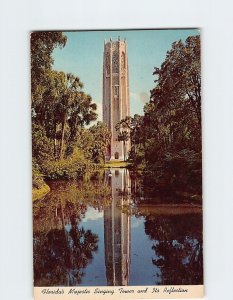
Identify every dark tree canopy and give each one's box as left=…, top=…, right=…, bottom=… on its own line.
left=31, top=31, right=67, bottom=101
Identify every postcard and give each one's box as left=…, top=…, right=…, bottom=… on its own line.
left=32, top=29, right=203, bottom=299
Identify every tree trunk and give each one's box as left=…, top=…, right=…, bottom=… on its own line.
left=133, top=131, right=136, bottom=156
left=60, top=114, right=66, bottom=159
left=54, top=124, right=57, bottom=159
left=123, top=141, right=126, bottom=161
left=54, top=138, right=57, bottom=159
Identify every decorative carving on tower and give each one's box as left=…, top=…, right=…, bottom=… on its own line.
left=103, top=38, right=130, bottom=160
left=121, top=52, right=125, bottom=71
left=106, top=55, right=110, bottom=74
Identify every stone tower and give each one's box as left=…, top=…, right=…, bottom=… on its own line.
left=103, top=37, right=130, bottom=160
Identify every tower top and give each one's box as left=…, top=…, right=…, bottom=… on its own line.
left=104, top=37, right=126, bottom=44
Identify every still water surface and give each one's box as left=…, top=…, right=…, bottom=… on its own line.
left=33, top=168, right=203, bottom=286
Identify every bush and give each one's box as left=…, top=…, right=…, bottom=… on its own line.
left=32, top=123, right=54, bottom=164
left=32, top=160, right=45, bottom=189
left=41, top=148, right=97, bottom=180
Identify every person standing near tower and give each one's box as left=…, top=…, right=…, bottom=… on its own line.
left=103, top=37, right=130, bottom=161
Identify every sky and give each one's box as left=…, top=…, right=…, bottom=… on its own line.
left=52, top=29, right=200, bottom=121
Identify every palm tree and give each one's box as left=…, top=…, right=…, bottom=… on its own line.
left=117, top=130, right=129, bottom=161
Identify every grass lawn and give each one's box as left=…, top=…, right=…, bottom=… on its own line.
left=101, top=160, right=131, bottom=168
left=32, top=183, right=50, bottom=201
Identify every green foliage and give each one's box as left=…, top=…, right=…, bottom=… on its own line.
left=89, top=122, right=111, bottom=163
left=116, top=115, right=144, bottom=163
left=41, top=149, right=96, bottom=180
left=148, top=36, right=201, bottom=175
left=74, top=127, right=95, bottom=160
left=31, top=31, right=67, bottom=102
left=54, top=72, right=97, bottom=159
left=32, top=123, right=54, bottom=164
left=162, top=149, right=202, bottom=194
left=32, top=69, right=98, bottom=160
left=148, top=35, right=201, bottom=153
left=32, top=159, right=50, bottom=200
left=128, top=147, right=145, bottom=167
left=115, top=121, right=131, bottom=161
left=75, top=122, right=111, bottom=164
left=32, top=160, right=45, bottom=189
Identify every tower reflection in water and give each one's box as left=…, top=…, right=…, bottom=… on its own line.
left=104, top=168, right=131, bottom=286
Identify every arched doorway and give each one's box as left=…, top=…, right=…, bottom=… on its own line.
left=114, top=152, right=119, bottom=159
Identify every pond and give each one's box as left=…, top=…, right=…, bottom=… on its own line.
left=33, top=168, right=203, bottom=286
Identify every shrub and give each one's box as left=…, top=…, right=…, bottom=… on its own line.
left=32, top=160, right=45, bottom=189
left=41, top=148, right=96, bottom=180
left=32, top=123, right=54, bottom=164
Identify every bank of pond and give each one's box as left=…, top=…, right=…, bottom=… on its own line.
left=33, top=160, right=201, bottom=204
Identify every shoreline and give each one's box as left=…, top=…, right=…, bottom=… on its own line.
left=32, top=183, right=50, bottom=201
left=101, top=161, right=131, bottom=168
left=135, top=203, right=202, bottom=215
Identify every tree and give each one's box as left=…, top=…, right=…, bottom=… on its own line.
left=116, top=115, right=145, bottom=164
left=32, top=70, right=98, bottom=160
left=31, top=31, right=67, bottom=104
left=151, top=35, right=201, bottom=130
left=32, top=70, right=66, bottom=158
left=144, top=35, right=201, bottom=163
left=57, top=73, right=83, bottom=159
left=74, top=127, right=96, bottom=161
left=66, top=93, right=97, bottom=157
left=117, top=130, right=129, bottom=161
left=32, top=123, right=54, bottom=164
left=31, top=32, right=67, bottom=162
left=51, top=72, right=97, bottom=159
left=89, top=122, right=112, bottom=164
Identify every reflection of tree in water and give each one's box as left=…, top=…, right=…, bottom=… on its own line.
left=130, top=171, right=202, bottom=205
left=33, top=177, right=111, bottom=286
left=33, top=179, right=112, bottom=231
left=34, top=208, right=98, bottom=286
left=144, top=214, right=203, bottom=285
